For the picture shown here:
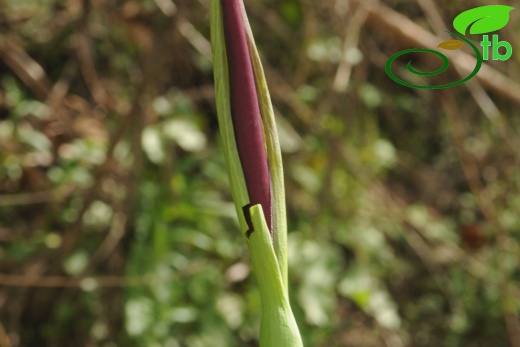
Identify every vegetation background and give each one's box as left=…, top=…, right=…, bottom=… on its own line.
left=1, top=0, right=520, bottom=346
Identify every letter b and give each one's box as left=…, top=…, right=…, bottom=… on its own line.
left=492, top=34, right=512, bottom=61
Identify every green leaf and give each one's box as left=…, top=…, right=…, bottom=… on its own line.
left=453, top=5, right=515, bottom=35
left=247, top=205, right=303, bottom=347
left=241, top=4, right=289, bottom=292
left=210, top=0, right=250, bottom=236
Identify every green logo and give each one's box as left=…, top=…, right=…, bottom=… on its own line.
left=386, top=5, right=515, bottom=89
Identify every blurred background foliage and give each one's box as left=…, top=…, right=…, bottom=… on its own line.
left=1, top=0, right=520, bottom=346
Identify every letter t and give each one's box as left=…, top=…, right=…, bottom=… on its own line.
left=480, top=35, right=491, bottom=60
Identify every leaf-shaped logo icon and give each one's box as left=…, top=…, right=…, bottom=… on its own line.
left=437, top=40, right=465, bottom=50
left=453, top=5, right=515, bottom=35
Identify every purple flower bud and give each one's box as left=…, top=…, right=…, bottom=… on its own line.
left=221, top=0, right=272, bottom=234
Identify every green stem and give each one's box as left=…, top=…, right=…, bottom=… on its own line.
left=247, top=204, right=303, bottom=347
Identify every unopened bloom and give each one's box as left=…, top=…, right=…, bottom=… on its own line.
left=221, top=0, right=272, bottom=234
left=211, top=1, right=303, bottom=346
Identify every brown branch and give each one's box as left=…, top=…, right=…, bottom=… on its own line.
left=0, top=259, right=209, bottom=288
left=176, top=17, right=212, bottom=60
left=333, top=2, right=370, bottom=91
left=0, top=323, right=10, bottom=347
left=0, top=38, right=51, bottom=100
left=75, top=0, right=111, bottom=106
left=0, top=273, right=174, bottom=288
left=0, top=186, right=75, bottom=207
left=83, top=213, right=127, bottom=273
left=439, top=92, right=502, bottom=232
left=503, top=293, right=520, bottom=347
